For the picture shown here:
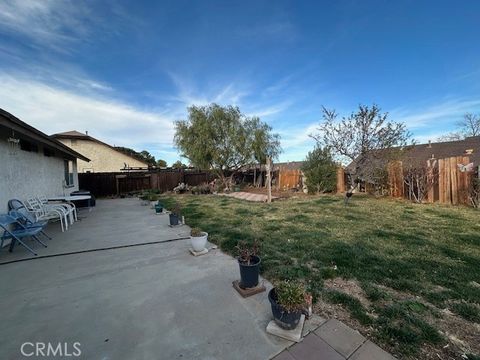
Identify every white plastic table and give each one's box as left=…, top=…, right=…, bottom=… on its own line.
left=48, top=195, right=91, bottom=201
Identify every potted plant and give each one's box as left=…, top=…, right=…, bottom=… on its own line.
left=190, top=227, right=208, bottom=252
left=268, top=280, right=306, bottom=330
left=236, top=240, right=261, bottom=289
left=154, top=201, right=163, bottom=214
left=169, top=202, right=181, bottom=225
left=149, top=194, right=158, bottom=208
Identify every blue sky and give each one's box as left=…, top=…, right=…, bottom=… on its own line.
left=1, top=0, right=479, bottom=165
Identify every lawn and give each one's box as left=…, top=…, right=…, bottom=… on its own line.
left=159, top=193, right=480, bottom=359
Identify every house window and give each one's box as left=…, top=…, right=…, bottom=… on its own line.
left=64, top=160, right=74, bottom=187
left=43, top=148, right=55, bottom=157
left=20, top=139, right=38, bottom=152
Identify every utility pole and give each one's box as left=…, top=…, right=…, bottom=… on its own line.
left=266, top=156, right=272, bottom=203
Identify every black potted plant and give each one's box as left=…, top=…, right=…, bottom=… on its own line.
left=236, top=240, right=261, bottom=289
left=169, top=202, right=181, bottom=225
left=268, top=280, right=306, bottom=330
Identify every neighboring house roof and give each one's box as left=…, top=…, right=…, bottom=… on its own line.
left=52, top=130, right=149, bottom=166
left=0, top=108, right=90, bottom=162
left=346, top=136, right=480, bottom=173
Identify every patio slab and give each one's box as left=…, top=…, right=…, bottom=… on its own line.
left=0, top=198, right=190, bottom=264
left=0, top=198, right=291, bottom=359
left=218, top=191, right=278, bottom=202
left=314, top=319, right=366, bottom=358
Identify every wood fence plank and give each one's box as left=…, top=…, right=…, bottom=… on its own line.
left=438, top=159, right=445, bottom=203
left=450, top=156, right=458, bottom=205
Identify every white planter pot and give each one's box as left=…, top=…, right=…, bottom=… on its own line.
left=190, top=232, right=208, bottom=252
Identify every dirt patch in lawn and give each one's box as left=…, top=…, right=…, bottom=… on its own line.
left=323, top=277, right=371, bottom=308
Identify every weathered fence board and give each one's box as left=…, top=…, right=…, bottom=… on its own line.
left=277, top=169, right=302, bottom=190
left=387, top=161, right=403, bottom=198
left=336, top=167, right=345, bottom=193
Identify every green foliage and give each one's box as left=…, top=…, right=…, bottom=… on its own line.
left=156, top=159, right=167, bottom=168
left=190, top=227, right=203, bottom=237
left=323, top=290, right=373, bottom=325
left=115, top=146, right=156, bottom=166
left=302, top=146, right=337, bottom=194
left=450, top=301, right=480, bottom=323
left=174, top=104, right=281, bottom=181
left=172, top=160, right=187, bottom=169
left=275, top=280, right=306, bottom=312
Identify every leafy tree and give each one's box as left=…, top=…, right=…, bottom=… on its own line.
left=172, top=160, right=187, bottom=169
left=115, top=147, right=155, bottom=166
left=139, top=150, right=156, bottom=166
left=156, top=159, right=167, bottom=168
left=312, top=104, right=411, bottom=186
left=174, top=104, right=281, bottom=187
left=302, top=146, right=337, bottom=194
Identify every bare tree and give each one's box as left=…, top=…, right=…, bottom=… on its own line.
left=459, top=113, right=480, bottom=137
left=313, top=104, right=411, bottom=188
left=403, top=165, right=438, bottom=203
left=437, top=113, right=480, bottom=141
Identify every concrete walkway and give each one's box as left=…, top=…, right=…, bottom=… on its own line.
left=218, top=191, right=278, bottom=202
left=273, top=318, right=396, bottom=360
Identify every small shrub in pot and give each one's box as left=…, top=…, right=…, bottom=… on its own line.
left=190, top=227, right=208, bottom=252
left=169, top=202, right=181, bottom=225
left=268, top=280, right=306, bottom=330
left=236, top=240, right=261, bottom=289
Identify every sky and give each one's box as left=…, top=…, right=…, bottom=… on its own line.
left=1, top=0, right=479, bottom=165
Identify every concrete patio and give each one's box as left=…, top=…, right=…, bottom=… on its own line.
left=0, top=198, right=395, bottom=359
left=0, top=198, right=291, bottom=359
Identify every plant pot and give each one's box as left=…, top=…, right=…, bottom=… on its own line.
left=190, top=232, right=208, bottom=252
left=238, top=255, right=261, bottom=289
left=268, top=288, right=303, bottom=330
left=154, top=204, right=163, bottom=213
left=169, top=213, right=179, bottom=225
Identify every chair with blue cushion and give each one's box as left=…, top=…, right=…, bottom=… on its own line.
left=0, top=214, right=47, bottom=256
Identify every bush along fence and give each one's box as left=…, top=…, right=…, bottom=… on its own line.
left=337, top=156, right=480, bottom=206
left=78, top=169, right=214, bottom=197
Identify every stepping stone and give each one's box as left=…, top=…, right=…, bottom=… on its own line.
left=349, top=340, right=397, bottom=360
left=232, top=280, right=266, bottom=298
left=315, top=318, right=365, bottom=358
left=288, top=333, right=344, bottom=360
left=266, top=314, right=305, bottom=342
left=189, top=248, right=208, bottom=256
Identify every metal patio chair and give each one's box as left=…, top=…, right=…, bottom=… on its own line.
left=0, top=214, right=47, bottom=256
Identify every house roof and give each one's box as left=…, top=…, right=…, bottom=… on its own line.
left=346, top=136, right=480, bottom=173
left=0, top=108, right=90, bottom=162
left=52, top=130, right=149, bottom=166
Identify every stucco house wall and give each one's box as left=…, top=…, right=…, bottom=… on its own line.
left=56, top=138, right=148, bottom=173
left=0, top=127, right=79, bottom=213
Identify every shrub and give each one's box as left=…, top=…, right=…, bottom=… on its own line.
left=236, top=240, right=259, bottom=265
left=302, top=146, right=337, bottom=194
left=275, top=280, right=307, bottom=312
left=190, top=227, right=203, bottom=237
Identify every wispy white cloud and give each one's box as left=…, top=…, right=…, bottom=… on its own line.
left=0, top=74, right=175, bottom=152
left=390, top=98, right=480, bottom=130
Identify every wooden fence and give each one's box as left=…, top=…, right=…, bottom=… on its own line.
left=79, top=170, right=213, bottom=197
left=277, top=169, right=302, bottom=190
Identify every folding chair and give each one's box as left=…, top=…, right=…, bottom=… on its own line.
left=0, top=214, right=46, bottom=256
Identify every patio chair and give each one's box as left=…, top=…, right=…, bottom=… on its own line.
left=38, top=195, right=77, bottom=224
left=0, top=214, right=46, bottom=256
left=8, top=209, right=52, bottom=241
left=25, top=198, right=68, bottom=232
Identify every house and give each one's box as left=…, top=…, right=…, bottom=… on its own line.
left=52, top=131, right=149, bottom=173
left=343, top=136, right=480, bottom=203
left=0, top=109, right=90, bottom=212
